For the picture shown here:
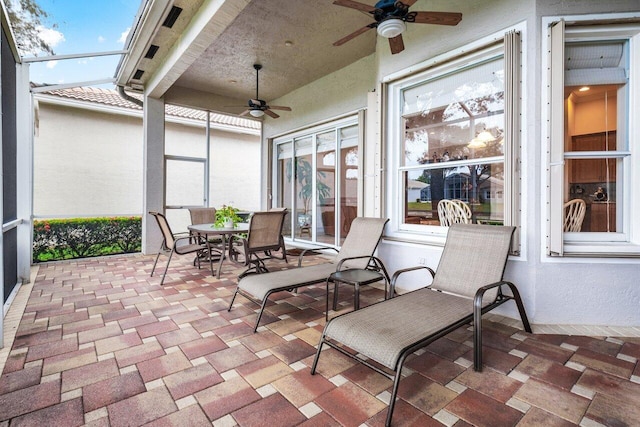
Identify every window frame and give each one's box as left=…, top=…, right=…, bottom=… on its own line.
left=384, top=27, right=523, bottom=251
left=545, top=14, right=640, bottom=257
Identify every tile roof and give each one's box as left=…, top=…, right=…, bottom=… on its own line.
left=38, top=86, right=261, bottom=130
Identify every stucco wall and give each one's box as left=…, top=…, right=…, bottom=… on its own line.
left=34, top=101, right=261, bottom=222
left=256, top=0, right=640, bottom=328
left=34, top=103, right=144, bottom=216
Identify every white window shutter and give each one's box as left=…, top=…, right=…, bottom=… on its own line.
left=548, top=20, right=565, bottom=255
left=504, top=30, right=521, bottom=254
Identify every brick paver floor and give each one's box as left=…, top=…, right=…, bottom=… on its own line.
left=1, top=252, right=640, bottom=426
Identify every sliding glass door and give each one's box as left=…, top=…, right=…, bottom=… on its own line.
left=273, top=116, right=360, bottom=246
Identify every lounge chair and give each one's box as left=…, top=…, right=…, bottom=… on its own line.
left=228, top=209, right=288, bottom=278
left=311, top=224, right=531, bottom=427
left=228, top=217, right=389, bottom=332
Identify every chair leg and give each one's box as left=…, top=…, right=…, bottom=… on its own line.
left=506, top=282, right=532, bottom=333
left=228, top=287, right=239, bottom=311
left=150, top=242, right=164, bottom=276
left=385, top=361, right=406, bottom=427
left=310, top=335, right=326, bottom=374
left=253, top=296, right=270, bottom=333
left=160, top=249, right=175, bottom=286
left=473, top=302, right=483, bottom=371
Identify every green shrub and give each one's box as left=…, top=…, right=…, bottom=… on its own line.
left=33, top=217, right=141, bottom=263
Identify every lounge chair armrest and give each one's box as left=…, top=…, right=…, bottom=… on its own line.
left=389, top=266, right=435, bottom=298
left=297, top=246, right=339, bottom=267
left=335, top=255, right=374, bottom=271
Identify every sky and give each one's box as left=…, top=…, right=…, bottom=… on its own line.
left=25, top=0, right=142, bottom=88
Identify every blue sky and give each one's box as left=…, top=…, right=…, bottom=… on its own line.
left=27, top=0, right=141, bottom=88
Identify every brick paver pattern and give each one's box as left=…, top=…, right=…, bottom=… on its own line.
left=1, top=252, right=640, bottom=426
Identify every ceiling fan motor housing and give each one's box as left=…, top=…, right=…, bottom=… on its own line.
left=373, top=0, right=413, bottom=22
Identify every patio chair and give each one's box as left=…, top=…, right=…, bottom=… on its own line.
left=311, top=224, right=531, bottom=427
left=228, top=217, right=389, bottom=332
left=563, top=199, right=586, bottom=232
left=189, top=206, right=223, bottom=245
left=149, top=211, right=215, bottom=285
left=188, top=207, right=217, bottom=225
left=437, top=199, right=472, bottom=226
left=228, top=209, right=289, bottom=278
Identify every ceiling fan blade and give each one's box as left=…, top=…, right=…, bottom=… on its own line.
left=239, top=110, right=250, bottom=116
left=269, top=105, right=292, bottom=111
left=264, top=109, right=279, bottom=119
left=412, top=11, right=462, bottom=26
left=389, top=34, right=405, bottom=55
left=334, top=25, right=374, bottom=46
left=401, top=0, right=419, bottom=6
left=332, top=0, right=376, bottom=13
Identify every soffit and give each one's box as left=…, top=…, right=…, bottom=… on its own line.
left=121, top=0, right=377, bottom=113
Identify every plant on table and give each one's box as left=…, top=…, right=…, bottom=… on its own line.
left=214, top=205, right=242, bottom=228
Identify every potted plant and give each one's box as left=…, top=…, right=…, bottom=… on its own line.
left=215, top=205, right=242, bottom=228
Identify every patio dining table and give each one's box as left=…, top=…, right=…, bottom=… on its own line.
left=188, top=222, right=250, bottom=278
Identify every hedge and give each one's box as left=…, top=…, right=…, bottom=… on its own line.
left=33, top=217, right=142, bottom=262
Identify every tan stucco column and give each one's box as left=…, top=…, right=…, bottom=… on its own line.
left=142, top=95, right=165, bottom=255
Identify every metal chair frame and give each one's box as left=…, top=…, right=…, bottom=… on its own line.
left=149, top=211, right=214, bottom=285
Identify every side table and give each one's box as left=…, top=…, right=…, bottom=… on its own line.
left=326, top=269, right=387, bottom=320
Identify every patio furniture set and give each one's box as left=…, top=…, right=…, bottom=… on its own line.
left=150, top=210, right=531, bottom=426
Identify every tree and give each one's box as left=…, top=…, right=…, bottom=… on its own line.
left=5, top=0, right=55, bottom=56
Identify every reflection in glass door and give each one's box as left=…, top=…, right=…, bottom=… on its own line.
left=276, top=142, right=293, bottom=238
left=273, top=117, right=360, bottom=247
left=294, top=137, right=313, bottom=239
left=316, top=131, right=335, bottom=244
left=339, top=125, right=359, bottom=245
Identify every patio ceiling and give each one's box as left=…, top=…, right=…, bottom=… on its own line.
left=116, top=0, right=378, bottom=115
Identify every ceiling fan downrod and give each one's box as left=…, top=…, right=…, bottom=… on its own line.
left=253, top=63, right=262, bottom=103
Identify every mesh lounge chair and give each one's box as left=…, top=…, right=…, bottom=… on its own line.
left=228, top=217, right=389, bottom=332
left=228, top=209, right=288, bottom=278
left=311, top=224, right=531, bottom=427
left=149, top=211, right=214, bottom=286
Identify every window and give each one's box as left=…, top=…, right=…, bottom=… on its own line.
left=273, top=116, right=360, bottom=246
left=386, top=30, right=521, bottom=249
left=547, top=17, right=640, bottom=256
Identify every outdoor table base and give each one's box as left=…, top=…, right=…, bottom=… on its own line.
left=187, top=223, right=249, bottom=279
left=326, top=269, right=387, bottom=320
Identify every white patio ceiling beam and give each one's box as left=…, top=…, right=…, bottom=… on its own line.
left=146, top=0, right=251, bottom=99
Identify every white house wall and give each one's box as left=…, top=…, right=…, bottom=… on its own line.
left=34, top=101, right=262, bottom=219
left=262, top=0, right=640, bottom=328
left=34, top=103, right=144, bottom=217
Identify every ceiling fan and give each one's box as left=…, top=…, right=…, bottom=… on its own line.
left=333, top=0, right=462, bottom=54
left=239, top=64, right=291, bottom=119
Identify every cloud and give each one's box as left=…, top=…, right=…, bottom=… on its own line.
left=118, top=28, right=130, bottom=44
left=77, top=59, right=88, bottom=65
left=38, top=26, right=65, bottom=48
left=46, top=60, right=58, bottom=69
left=98, top=36, right=105, bottom=43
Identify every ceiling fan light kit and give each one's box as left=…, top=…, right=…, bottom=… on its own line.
left=333, top=0, right=462, bottom=54
left=249, top=109, right=265, bottom=117
left=377, top=18, right=406, bottom=38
